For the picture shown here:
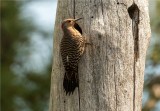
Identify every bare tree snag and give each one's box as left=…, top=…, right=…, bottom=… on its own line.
left=49, top=0, right=151, bottom=111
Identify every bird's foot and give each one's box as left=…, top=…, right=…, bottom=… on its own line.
left=85, top=42, right=92, bottom=45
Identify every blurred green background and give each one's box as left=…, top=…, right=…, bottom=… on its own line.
left=1, top=0, right=160, bottom=111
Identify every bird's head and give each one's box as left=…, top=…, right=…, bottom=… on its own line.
left=61, top=18, right=82, bottom=29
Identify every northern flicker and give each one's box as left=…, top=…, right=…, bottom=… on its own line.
left=60, top=18, right=85, bottom=95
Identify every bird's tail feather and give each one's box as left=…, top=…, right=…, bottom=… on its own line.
left=63, top=67, right=78, bottom=95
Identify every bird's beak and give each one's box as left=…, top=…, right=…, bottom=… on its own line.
left=75, top=18, right=83, bottom=22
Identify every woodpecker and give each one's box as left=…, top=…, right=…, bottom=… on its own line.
left=60, top=18, right=85, bottom=95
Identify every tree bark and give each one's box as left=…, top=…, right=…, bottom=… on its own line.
left=49, top=0, right=151, bottom=111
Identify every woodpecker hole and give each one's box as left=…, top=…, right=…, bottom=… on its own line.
left=74, top=23, right=83, bottom=34
left=91, top=16, right=94, bottom=18
left=128, top=2, right=140, bottom=61
left=128, top=3, right=139, bottom=23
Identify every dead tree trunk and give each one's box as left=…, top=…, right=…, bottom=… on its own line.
left=49, top=0, right=151, bottom=111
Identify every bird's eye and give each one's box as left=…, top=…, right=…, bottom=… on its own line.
left=68, top=20, right=71, bottom=23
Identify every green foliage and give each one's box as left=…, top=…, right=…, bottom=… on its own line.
left=1, top=1, right=51, bottom=111
left=148, top=1, right=160, bottom=66
left=150, top=1, right=160, bottom=65
left=150, top=43, right=160, bottom=65
left=142, top=0, right=160, bottom=111
left=151, top=1, right=160, bottom=34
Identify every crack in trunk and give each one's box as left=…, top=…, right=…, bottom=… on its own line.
left=73, top=0, right=75, bottom=19
left=128, top=2, right=140, bottom=111
left=114, top=64, right=118, bottom=111
left=73, top=0, right=81, bottom=110
left=128, top=2, right=140, bottom=62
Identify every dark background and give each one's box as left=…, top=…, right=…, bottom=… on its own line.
left=1, top=0, right=160, bottom=111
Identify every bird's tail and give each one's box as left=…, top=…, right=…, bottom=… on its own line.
left=63, top=66, right=78, bottom=95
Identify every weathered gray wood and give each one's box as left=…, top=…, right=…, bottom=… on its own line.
left=49, top=0, right=151, bottom=111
